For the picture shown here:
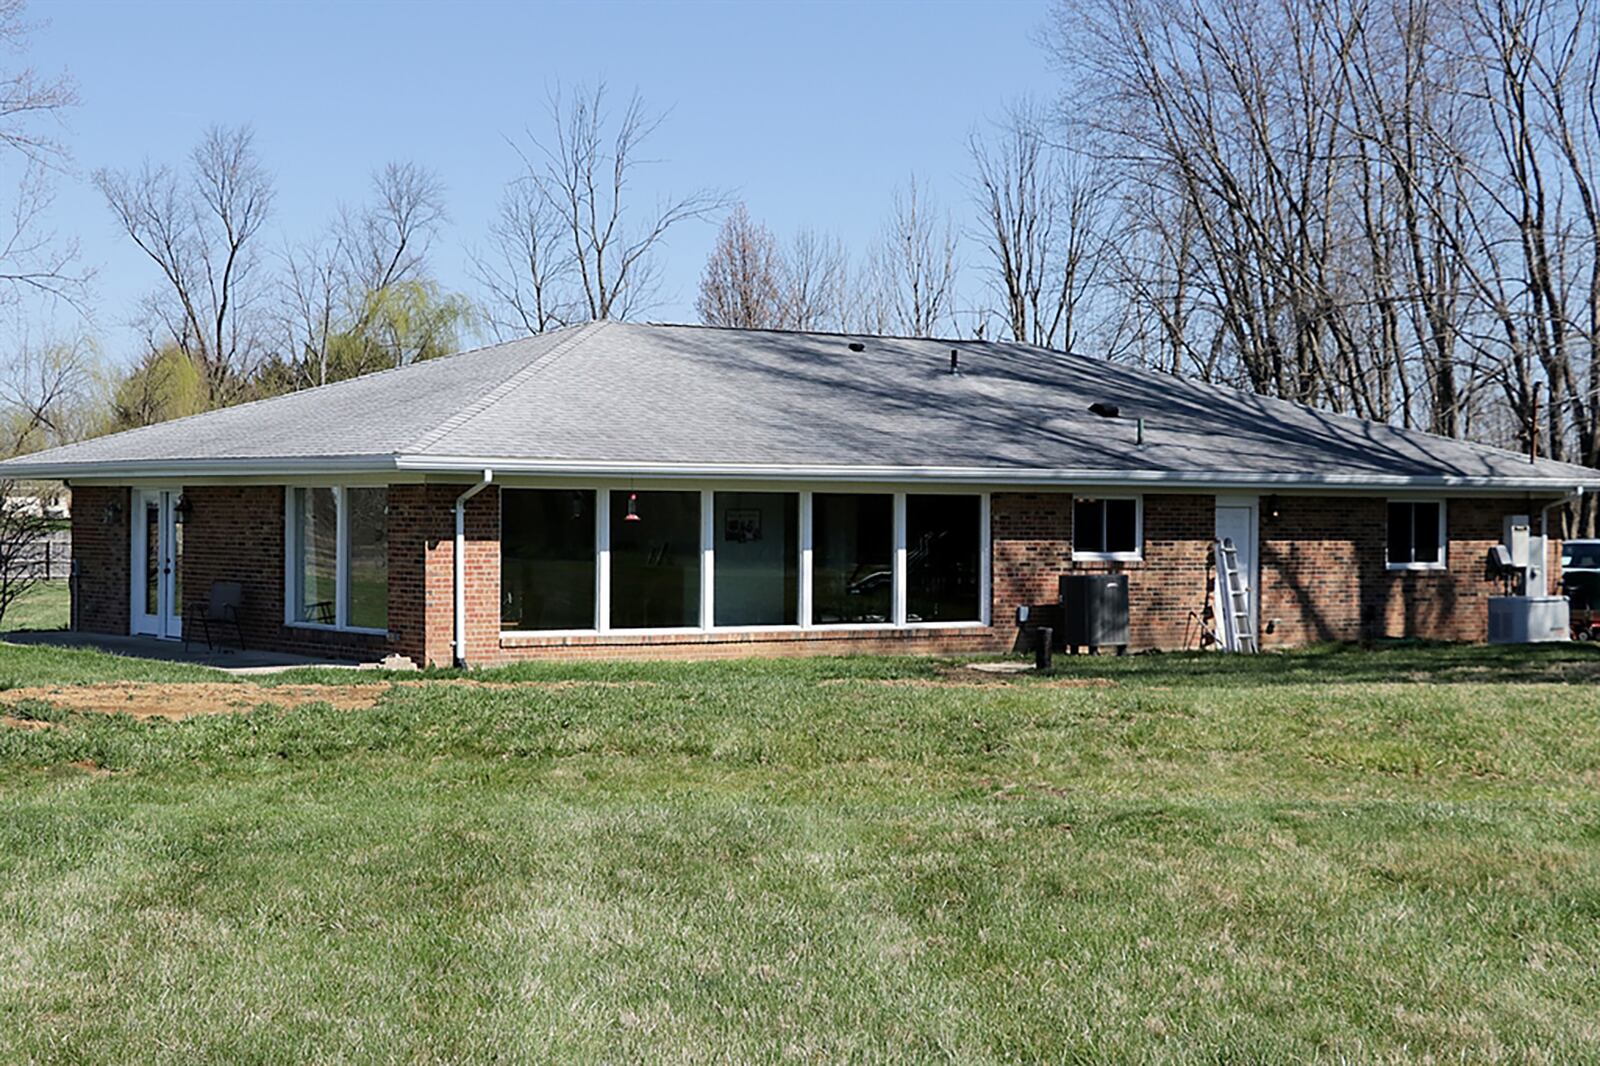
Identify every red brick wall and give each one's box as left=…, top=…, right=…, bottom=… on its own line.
left=990, top=492, right=1213, bottom=652
left=179, top=485, right=387, bottom=659
left=1258, top=495, right=1556, bottom=646
left=68, top=482, right=1568, bottom=663
left=68, top=485, right=130, bottom=636
left=386, top=483, right=501, bottom=667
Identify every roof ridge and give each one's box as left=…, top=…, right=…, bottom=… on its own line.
left=406, top=319, right=607, bottom=456
left=639, top=320, right=976, bottom=345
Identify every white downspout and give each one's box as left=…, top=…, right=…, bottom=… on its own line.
left=1540, top=485, right=1585, bottom=595
left=454, top=469, right=494, bottom=668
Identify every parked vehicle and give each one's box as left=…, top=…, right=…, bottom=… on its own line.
left=1562, top=539, right=1600, bottom=571
left=1564, top=567, right=1600, bottom=639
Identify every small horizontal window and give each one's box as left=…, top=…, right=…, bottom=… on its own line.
left=1387, top=500, right=1444, bottom=568
left=1073, top=497, right=1141, bottom=559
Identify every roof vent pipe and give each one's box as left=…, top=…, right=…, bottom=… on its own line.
left=847, top=341, right=865, bottom=353
left=1137, top=417, right=1145, bottom=445
left=949, top=349, right=960, bottom=374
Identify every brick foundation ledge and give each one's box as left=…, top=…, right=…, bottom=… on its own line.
left=491, top=626, right=1008, bottom=662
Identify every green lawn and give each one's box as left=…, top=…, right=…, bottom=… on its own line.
left=1, top=579, right=69, bottom=632
left=2, top=643, right=1600, bottom=1062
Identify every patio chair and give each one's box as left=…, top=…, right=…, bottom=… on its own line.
left=185, top=580, right=246, bottom=652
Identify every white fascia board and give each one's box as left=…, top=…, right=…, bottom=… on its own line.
left=10, top=450, right=1595, bottom=496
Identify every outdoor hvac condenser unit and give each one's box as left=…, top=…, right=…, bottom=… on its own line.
left=1488, top=597, right=1569, bottom=644
left=1059, top=573, right=1129, bottom=654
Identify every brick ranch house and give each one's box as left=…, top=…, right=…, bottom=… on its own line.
left=2, top=321, right=1595, bottom=665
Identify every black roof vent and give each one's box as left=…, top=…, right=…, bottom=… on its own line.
left=847, top=341, right=865, bottom=352
left=1088, top=401, right=1120, bottom=418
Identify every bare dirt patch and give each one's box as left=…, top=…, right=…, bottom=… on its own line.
left=0, top=682, right=388, bottom=720
left=0, top=678, right=663, bottom=723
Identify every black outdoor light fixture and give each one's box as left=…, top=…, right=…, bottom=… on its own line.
left=1265, top=495, right=1281, bottom=521
left=101, top=501, right=122, bottom=525
left=174, top=495, right=193, bottom=524
left=624, top=491, right=641, bottom=522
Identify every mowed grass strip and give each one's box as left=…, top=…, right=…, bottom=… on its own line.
left=1, top=643, right=1599, bottom=1062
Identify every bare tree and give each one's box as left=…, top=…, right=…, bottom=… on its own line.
left=0, top=335, right=95, bottom=455
left=0, top=482, right=50, bottom=629
left=871, top=175, right=959, bottom=337
left=471, top=179, right=574, bottom=337
left=968, top=101, right=1113, bottom=350
left=281, top=162, right=451, bottom=387
left=475, top=82, right=727, bottom=333
left=339, top=161, right=447, bottom=297
left=0, top=0, right=86, bottom=310
left=781, top=228, right=850, bottom=331
left=696, top=204, right=784, bottom=328
left=95, top=125, right=275, bottom=405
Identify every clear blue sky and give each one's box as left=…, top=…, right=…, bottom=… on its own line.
left=32, top=0, right=1056, bottom=362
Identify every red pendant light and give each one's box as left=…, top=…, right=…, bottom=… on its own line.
left=624, top=491, right=641, bottom=522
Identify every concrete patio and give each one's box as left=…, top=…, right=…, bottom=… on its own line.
left=2, top=630, right=372, bottom=675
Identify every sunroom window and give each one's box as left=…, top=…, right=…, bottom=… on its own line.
left=1387, top=500, right=1444, bottom=568
left=812, top=493, right=893, bottom=624
left=713, top=491, right=798, bottom=626
left=609, top=489, right=701, bottom=629
left=500, top=489, right=596, bottom=631
left=288, top=486, right=387, bottom=630
left=906, top=494, right=982, bottom=622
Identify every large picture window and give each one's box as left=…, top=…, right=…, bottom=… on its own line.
left=906, top=494, right=981, bottom=622
left=609, top=490, right=701, bottom=629
left=813, top=493, right=893, bottom=624
left=714, top=491, right=798, bottom=626
left=1072, top=497, right=1141, bottom=560
left=500, top=489, right=596, bottom=631
left=484, top=485, right=990, bottom=637
left=1387, top=500, right=1444, bottom=568
left=289, top=486, right=387, bottom=631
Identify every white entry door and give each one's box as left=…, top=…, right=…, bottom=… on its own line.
left=131, top=489, right=183, bottom=639
left=1215, top=495, right=1258, bottom=640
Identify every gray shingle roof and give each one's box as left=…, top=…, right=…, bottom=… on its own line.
left=3, top=320, right=1595, bottom=491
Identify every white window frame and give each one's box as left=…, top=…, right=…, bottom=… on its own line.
left=283, top=485, right=389, bottom=635
left=496, top=483, right=993, bottom=638
left=1385, top=498, right=1448, bottom=571
left=1070, top=495, right=1144, bottom=562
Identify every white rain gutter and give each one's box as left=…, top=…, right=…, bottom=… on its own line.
left=453, top=468, right=493, bottom=668
left=396, top=456, right=1600, bottom=494
left=17, top=455, right=1600, bottom=495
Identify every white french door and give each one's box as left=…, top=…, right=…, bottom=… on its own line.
left=131, top=489, right=183, bottom=639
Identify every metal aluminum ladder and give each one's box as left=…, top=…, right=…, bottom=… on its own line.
left=1214, top=537, right=1258, bottom=653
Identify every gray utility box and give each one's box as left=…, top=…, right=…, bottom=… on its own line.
left=1488, top=596, right=1570, bottom=644
left=1059, top=573, right=1130, bottom=654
